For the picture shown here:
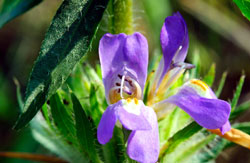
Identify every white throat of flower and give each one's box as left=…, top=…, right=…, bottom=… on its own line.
left=121, top=98, right=142, bottom=115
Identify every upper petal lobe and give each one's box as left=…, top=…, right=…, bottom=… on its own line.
left=159, top=12, right=189, bottom=82
left=99, top=33, right=149, bottom=101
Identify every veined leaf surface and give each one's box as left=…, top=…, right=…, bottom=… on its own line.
left=14, top=0, right=109, bottom=129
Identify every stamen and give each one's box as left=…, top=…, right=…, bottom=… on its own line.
left=120, top=72, right=127, bottom=98
left=118, top=74, right=122, bottom=79
left=108, top=74, right=142, bottom=104
left=128, top=80, right=133, bottom=87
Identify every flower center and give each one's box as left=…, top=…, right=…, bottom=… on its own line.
left=108, top=74, right=142, bottom=104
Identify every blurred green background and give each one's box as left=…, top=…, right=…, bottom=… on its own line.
left=0, top=0, right=250, bottom=162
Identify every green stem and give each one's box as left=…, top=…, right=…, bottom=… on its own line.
left=112, top=0, right=133, bottom=34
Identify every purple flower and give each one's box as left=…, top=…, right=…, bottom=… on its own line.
left=97, top=12, right=231, bottom=163
left=150, top=12, right=231, bottom=134
left=97, top=33, right=159, bottom=163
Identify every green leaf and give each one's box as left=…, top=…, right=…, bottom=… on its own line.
left=233, top=0, right=250, bottom=21
left=13, top=77, right=24, bottom=110
left=96, top=64, right=102, bottom=80
left=50, top=93, right=77, bottom=145
left=203, top=63, right=215, bottom=87
left=230, top=100, right=250, bottom=120
left=102, top=127, right=127, bottom=163
left=215, top=71, right=227, bottom=97
left=14, top=0, right=109, bottom=130
left=159, top=108, right=190, bottom=147
left=174, top=134, right=216, bottom=163
left=31, top=114, right=89, bottom=162
left=231, top=74, right=245, bottom=112
left=0, top=0, right=42, bottom=28
left=71, top=93, right=100, bottom=163
left=160, top=122, right=202, bottom=158
left=190, top=52, right=201, bottom=78
left=41, top=103, right=51, bottom=127
left=143, top=81, right=150, bottom=104
left=67, top=64, right=91, bottom=114
left=84, top=64, right=105, bottom=103
left=89, top=84, right=103, bottom=126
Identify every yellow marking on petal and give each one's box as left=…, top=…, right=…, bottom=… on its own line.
left=208, top=128, right=250, bottom=149
left=190, top=79, right=208, bottom=91
left=134, top=98, right=139, bottom=105
left=127, top=98, right=132, bottom=103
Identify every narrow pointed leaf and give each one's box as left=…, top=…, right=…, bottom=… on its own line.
left=143, top=82, right=150, bottom=104
left=50, top=93, right=77, bottom=144
left=216, top=71, right=227, bottom=97
left=41, top=103, right=51, bottom=127
left=203, top=63, right=215, bottom=87
left=14, top=0, right=109, bottom=129
left=231, top=74, right=245, bottom=112
left=67, top=64, right=91, bottom=115
left=190, top=53, right=200, bottom=78
left=233, top=0, right=250, bottom=21
left=13, top=77, right=24, bottom=110
left=89, top=84, right=103, bottom=126
left=31, top=114, right=89, bottom=162
left=160, top=122, right=202, bottom=158
left=71, top=93, right=100, bottom=163
left=159, top=108, right=190, bottom=148
left=0, top=0, right=42, bottom=28
left=230, top=100, right=250, bottom=120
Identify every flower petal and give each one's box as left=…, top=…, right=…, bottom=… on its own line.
left=127, top=106, right=159, bottom=163
left=118, top=99, right=151, bottom=130
left=159, top=12, right=189, bottom=83
left=220, top=121, right=231, bottom=135
left=99, top=33, right=148, bottom=101
left=162, top=81, right=231, bottom=129
left=97, top=104, right=118, bottom=144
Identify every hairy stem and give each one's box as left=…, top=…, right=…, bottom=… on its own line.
left=112, top=0, right=133, bottom=34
